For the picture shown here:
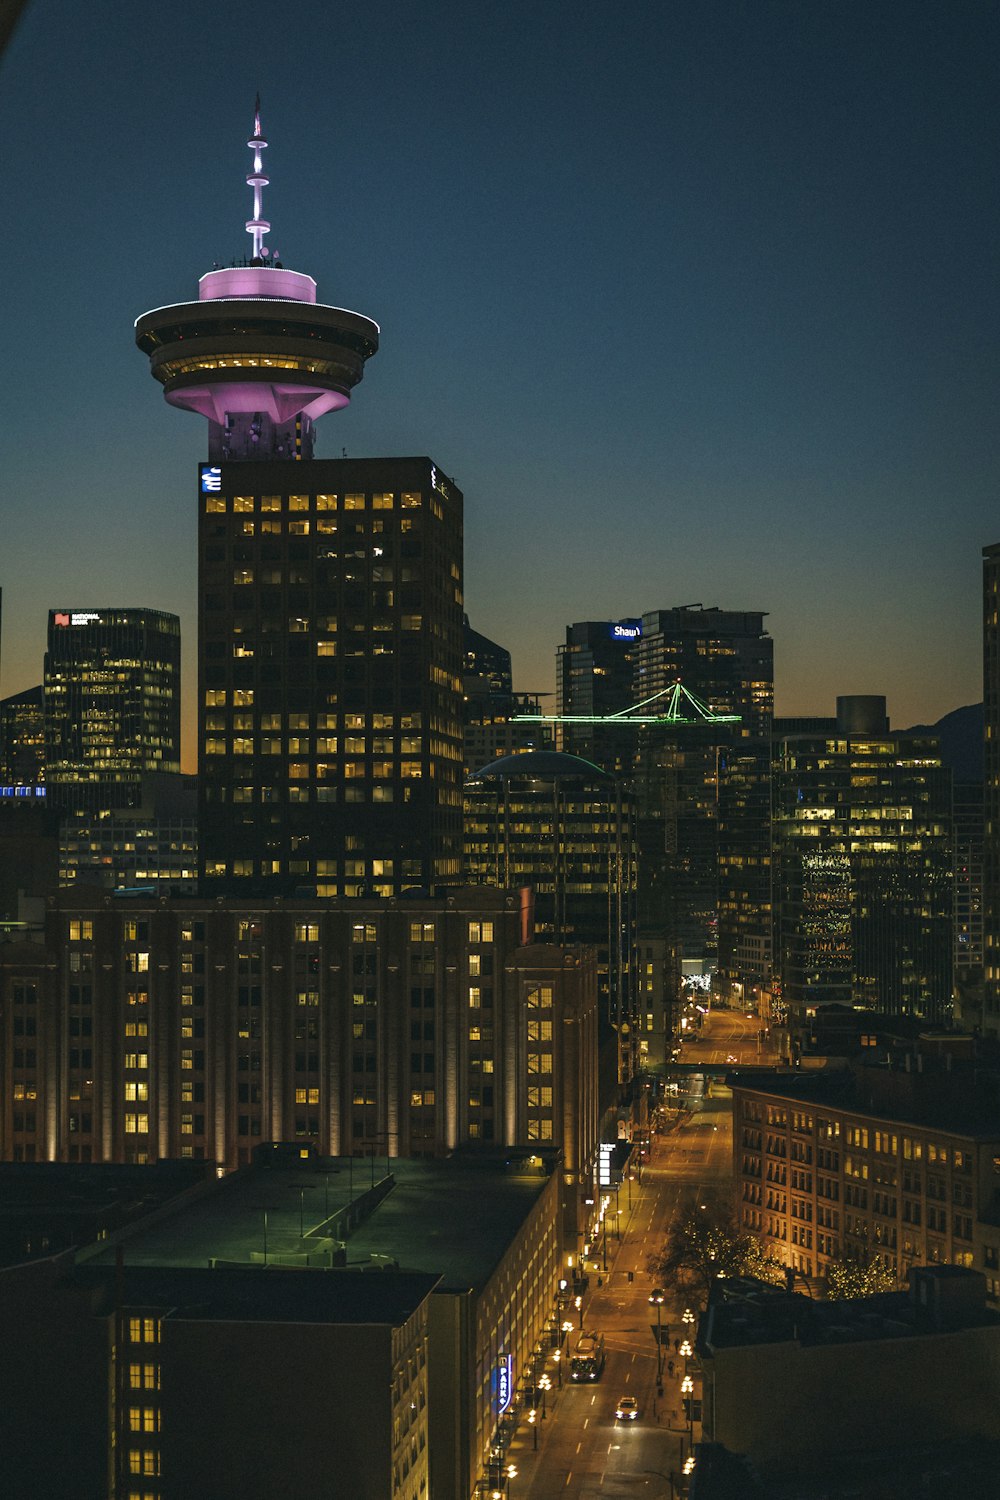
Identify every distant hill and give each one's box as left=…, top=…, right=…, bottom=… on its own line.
left=905, top=703, right=983, bottom=782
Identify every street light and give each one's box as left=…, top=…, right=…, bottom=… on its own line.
left=681, top=1373, right=694, bottom=1442
left=538, top=1373, right=552, bottom=1418
left=648, top=1286, right=666, bottom=1384
left=574, top=1294, right=584, bottom=1330
left=553, top=1348, right=562, bottom=1388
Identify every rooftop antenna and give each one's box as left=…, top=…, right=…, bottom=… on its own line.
left=246, top=94, right=270, bottom=261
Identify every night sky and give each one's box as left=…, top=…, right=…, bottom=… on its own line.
left=1, top=0, right=997, bottom=768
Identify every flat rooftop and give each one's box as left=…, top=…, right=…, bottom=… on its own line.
left=703, top=1271, right=1000, bottom=1352
left=728, top=1064, right=1000, bottom=1138
left=84, top=1151, right=556, bottom=1295
left=73, top=1264, right=440, bottom=1327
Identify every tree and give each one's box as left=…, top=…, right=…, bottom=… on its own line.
left=824, top=1253, right=897, bottom=1300
left=647, top=1201, right=784, bottom=1303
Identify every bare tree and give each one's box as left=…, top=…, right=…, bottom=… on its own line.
left=647, top=1200, right=784, bottom=1303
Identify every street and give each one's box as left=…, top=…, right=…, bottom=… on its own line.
left=503, top=1008, right=770, bottom=1500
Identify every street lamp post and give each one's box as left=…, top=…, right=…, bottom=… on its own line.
left=681, top=1373, right=694, bottom=1442
left=575, top=1294, right=584, bottom=1330
left=553, top=1348, right=562, bottom=1388
left=649, top=1286, right=666, bottom=1384
left=538, top=1373, right=552, bottom=1418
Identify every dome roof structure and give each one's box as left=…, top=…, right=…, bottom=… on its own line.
left=469, top=750, right=614, bottom=783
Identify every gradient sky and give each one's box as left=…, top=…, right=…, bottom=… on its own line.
left=1, top=1, right=997, bottom=769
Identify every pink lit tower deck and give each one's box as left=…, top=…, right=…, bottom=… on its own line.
left=135, top=100, right=378, bottom=460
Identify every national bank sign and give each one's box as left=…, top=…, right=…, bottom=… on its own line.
left=610, top=620, right=642, bottom=641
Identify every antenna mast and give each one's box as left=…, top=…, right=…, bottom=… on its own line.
left=246, top=94, right=270, bottom=261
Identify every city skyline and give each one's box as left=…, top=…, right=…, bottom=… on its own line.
left=1, top=1, right=997, bottom=770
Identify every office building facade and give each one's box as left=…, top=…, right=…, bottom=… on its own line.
left=43, top=608, right=180, bottom=813
left=556, top=619, right=642, bottom=775
left=465, top=749, right=638, bottom=1083
left=773, top=696, right=953, bottom=1023
left=198, top=458, right=464, bottom=894
left=983, top=542, right=1000, bottom=1037
left=0, top=887, right=597, bottom=1187
left=0, top=686, right=45, bottom=786
left=732, top=1051, right=1000, bottom=1293
left=634, top=606, right=773, bottom=987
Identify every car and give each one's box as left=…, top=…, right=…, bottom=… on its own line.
left=615, top=1395, right=639, bottom=1421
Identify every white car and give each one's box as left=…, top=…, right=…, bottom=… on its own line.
left=615, top=1395, right=639, bottom=1421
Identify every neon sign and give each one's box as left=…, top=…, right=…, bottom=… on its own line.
left=200, top=465, right=223, bottom=493
left=610, top=621, right=642, bottom=641
left=54, top=612, right=101, bottom=627
left=497, top=1354, right=513, bottom=1413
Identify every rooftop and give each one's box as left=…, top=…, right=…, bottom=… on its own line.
left=73, top=1264, right=440, bottom=1328
left=701, top=1268, right=1000, bottom=1353
left=84, top=1151, right=557, bottom=1296
left=728, top=1058, right=1000, bottom=1139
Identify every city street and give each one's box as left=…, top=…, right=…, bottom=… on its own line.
left=504, top=1009, right=769, bottom=1500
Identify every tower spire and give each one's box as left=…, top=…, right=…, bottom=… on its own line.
left=245, top=94, right=270, bottom=261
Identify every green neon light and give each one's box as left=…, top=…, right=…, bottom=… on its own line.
left=512, top=683, right=741, bottom=727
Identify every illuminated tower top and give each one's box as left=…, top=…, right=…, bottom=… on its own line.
left=245, top=95, right=270, bottom=262
left=135, top=102, right=379, bottom=460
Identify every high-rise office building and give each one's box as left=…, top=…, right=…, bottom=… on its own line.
left=772, top=695, right=953, bottom=1026
left=195, top=458, right=463, bottom=894
left=463, top=616, right=512, bottom=701
left=0, top=686, right=45, bottom=786
left=556, top=618, right=642, bottom=775
left=136, top=107, right=463, bottom=894
left=463, top=617, right=550, bottom=776
left=634, top=606, right=773, bottom=987
left=465, top=749, right=638, bottom=1083
left=43, top=608, right=181, bottom=813
left=983, top=542, right=1000, bottom=1037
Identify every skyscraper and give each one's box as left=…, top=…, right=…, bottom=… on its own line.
left=136, top=106, right=463, bottom=894
left=983, top=542, right=1000, bottom=1038
left=43, top=608, right=181, bottom=812
left=556, top=619, right=642, bottom=775
left=772, top=695, right=953, bottom=1026
left=633, top=606, right=773, bottom=988
left=465, top=749, right=638, bottom=1082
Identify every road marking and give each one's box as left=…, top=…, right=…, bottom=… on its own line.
left=576, top=1441, right=582, bottom=1453
left=564, top=1473, right=572, bottom=1487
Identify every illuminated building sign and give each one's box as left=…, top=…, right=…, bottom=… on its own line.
left=200, top=465, right=223, bottom=493
left=496, top=1354, right=513, bottom=1414
left=610, top=621, right=642, bottom=641
left=54, top=612, right=102, bottom=627
left=598, top=1142, right=615, bottom=1187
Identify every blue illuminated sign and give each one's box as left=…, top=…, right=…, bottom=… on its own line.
left=496, top=1355, right=513, bottom=1414
left=610, top=620, right=642, bottom=641
left=200, top=465, right=222, bottom=494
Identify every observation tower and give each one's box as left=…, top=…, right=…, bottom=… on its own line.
left=135, top=101, right=378, bottom=460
